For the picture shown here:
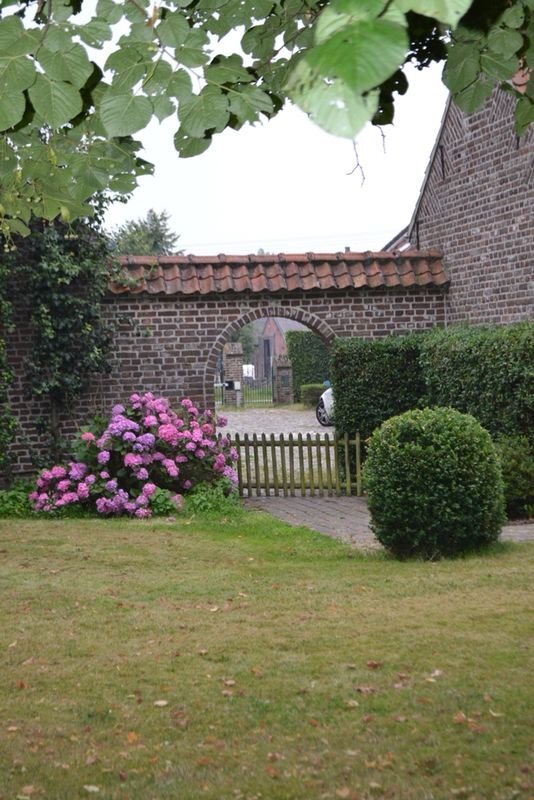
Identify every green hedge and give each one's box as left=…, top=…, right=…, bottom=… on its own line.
left=286, top=331, right=330, bottom=402
left=300, top=383, right=324, bottom=407
left=419, top=323, right=533, bottom=442
left=331, top=334, right=425, bottom=440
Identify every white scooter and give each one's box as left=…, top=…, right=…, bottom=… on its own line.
left=316, top=385, right=334, bottom=426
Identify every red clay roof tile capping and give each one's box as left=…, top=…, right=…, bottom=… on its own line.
left=109, top=251, right=448, bottom=296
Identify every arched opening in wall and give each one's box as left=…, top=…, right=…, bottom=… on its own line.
left=204, top=306, right=337, bottom=411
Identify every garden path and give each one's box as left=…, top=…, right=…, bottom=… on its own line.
left=223, top=407, right=534, bottom=549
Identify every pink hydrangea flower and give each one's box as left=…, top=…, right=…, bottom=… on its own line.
left=81, top=431, right=95, bottom=442
left=97, top=450, right=110, bottom=464
left=51, top=465, right=67, bottom=479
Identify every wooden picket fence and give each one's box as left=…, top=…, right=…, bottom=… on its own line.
left=230, top=432, right=362, bottom=497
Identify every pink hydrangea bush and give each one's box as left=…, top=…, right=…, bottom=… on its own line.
left=30, top=392, right=238, bottom=518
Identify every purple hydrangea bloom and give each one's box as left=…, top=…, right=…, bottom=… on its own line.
left=137, top=468, right=149, bottom=481
left=69, top=462, right=87, bottom=480
left=142, top=482, right=157, bottom=497
left=135, top=507, right=151, bottom=518
left=123, top=431, right=136, bottom=442
left=51, top=465, right=67, bottom=479
left=124, top=453, right=143, bottom=468
left=77, top=483, right=90, bottom=499
left=97, top=450, right=110, bottom=465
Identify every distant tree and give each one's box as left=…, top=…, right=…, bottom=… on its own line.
left=229, top=324, right=257, bottom=363
left=112, top=210, right=181, bottom=256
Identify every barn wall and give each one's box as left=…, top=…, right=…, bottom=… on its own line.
left=411, top=89, right=534, bottom=325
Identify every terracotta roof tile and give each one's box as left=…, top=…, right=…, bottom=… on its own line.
left=110, top=251, right=448, bottom=295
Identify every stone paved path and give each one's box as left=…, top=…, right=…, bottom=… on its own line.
left=243, top=495, right=534, bottom=549
left=224, top=408, right=534, bottom=549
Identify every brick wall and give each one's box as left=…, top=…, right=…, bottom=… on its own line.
left=410, top=88, right=534, bottom=325
left=3, top=285, right=446, bottom=477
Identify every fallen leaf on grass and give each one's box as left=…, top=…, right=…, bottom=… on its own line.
left=223, top=679, right=236, bottom=687
left=345, top=699, right=360, bottom=709
left=489, top=709, right=504, bottom=718
left=454, top=711, right=467, bottom=724
left=153, top=700, right=168, bottom=708
left=19, top=787, right=36, bottom=797
left=366, top=660, right=382, bottom=670
left=126, top=731, right=139, bottom=744
left=355, top=686, right=377, bottom=695
left=198, top=649, right=208, bottom=656
left=335, top=788, right=351, bottom=798
left=83, top=787, right=100, bottom=794
left=251, top=666, right=263, bottom=677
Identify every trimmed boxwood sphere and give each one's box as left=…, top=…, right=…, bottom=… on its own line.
left=363, top=407, right=505, bottom=559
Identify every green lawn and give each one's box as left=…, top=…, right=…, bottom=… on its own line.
left=0, top=513, right=532, bottom=800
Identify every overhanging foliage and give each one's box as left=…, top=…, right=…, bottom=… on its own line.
left=0, top=0, right=532, bottom=236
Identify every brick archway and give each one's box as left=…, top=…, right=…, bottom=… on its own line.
left=202, top=304, right=338, bottom=407
left=5, top=250, right=448, bottom=475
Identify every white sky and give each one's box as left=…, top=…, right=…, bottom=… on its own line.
left=104, top=63, right=449, bottom=255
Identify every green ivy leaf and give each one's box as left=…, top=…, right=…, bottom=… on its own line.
left=178, top=86, right=229, bottom=137
left=28, top=74, right=83, bottom=128
left=100, top=90, right=153, bottom=136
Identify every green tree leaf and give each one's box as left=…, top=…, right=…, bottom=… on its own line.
left=158, top=11, right=190, bottom=47
left=37, top=44, right=94, bottom=89
left=178, top=86, right=229, bottom=136
left=443, top=41, right=480, bottom=92
left=0, top=92, right=25, bottom=130
left=28, top=74, right=83, bottom=128
left=453, top=74, right=494, bottom=112
left=174, top=128, right=212, bottom=157
left=0, top=54, right=35, bottom=93
left=394, top=0, right=472, bottom=26
left=305, top=19, right=408, bottom=94
left=99, top=90, right=153, bottom=136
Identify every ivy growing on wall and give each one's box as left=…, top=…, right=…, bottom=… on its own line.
left=0, top=261, right=16, bottom=478
left=3, top=216, right=117, bottom=462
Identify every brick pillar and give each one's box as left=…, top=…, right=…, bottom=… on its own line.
left=272, top=355, right=293, bottom=405
left=223, top=342, right=243, bottom=407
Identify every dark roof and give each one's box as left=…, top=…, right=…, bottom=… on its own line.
left=109, top=251, right=448, bottom=296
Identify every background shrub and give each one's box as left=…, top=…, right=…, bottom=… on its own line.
left=419, top=323, right=533, bottom=441
left=331, top=333, right=425, bottom=439
left=494, top=435, right=534, bottom=519
left=0, top=480, right=33, bottom=517
left=286, top=331, right=330, bottom=402
left=363, top=407, right=505, bottom=559
left=300, top=383, right=325, bottom=407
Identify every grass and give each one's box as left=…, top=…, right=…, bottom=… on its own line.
left=0, top=512, right=532, bottom=800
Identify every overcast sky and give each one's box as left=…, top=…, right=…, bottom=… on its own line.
left=104, top=63, right=449, bottom=255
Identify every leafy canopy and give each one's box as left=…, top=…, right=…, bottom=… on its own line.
left=0, top=0, right=532, bottom=236
left=111, top=208, right=181, bottom=255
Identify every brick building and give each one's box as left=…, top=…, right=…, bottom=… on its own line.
left=404, top=86, right=533, bottom=324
